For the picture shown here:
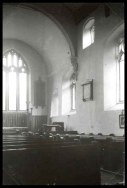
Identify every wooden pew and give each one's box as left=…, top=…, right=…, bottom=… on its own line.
left=3, top=136, right=101, bottom=185
left=102, top=138, right=124, bottom=172
left=3, top=133, right=124, bottom=185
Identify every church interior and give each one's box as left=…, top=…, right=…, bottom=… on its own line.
left=3, top=3, right=125, bottom=185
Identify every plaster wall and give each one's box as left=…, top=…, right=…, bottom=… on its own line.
left=49, top=5, right=124, bottom=136
left=30, top=3, right=77, bottom=54
left=3, top=5, right=72, bottom=76
left=3, top=4, right=124, bottom=135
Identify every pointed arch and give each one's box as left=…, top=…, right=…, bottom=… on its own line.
left=3, top=49, right=29, bottom=111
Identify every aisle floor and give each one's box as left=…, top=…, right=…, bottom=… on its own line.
left=101, top=169, right=124, bottom=185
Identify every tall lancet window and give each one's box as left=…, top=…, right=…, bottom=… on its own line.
left=71, top=82, right=76, bottom=111
left=82, top=18, right=95, bottom=49
left=3, top=50, right=28, bottom=111
left=116, top=37, right=124, bottom=103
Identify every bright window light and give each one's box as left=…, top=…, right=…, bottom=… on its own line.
left=3, top=57, right=6, bottom=66
left=7, top=52, right=12, bottom=67
left=9, top=72, right=16, bottom=110
left=19, top=73, right=27, bottom=110
left=71, top=83, right=76, bottom=110
left=119, top=56, right=124, bottom=101
left=13, top=54, right=18, bottom=67
left=3, top=72, right=5, bottom=110
left=19, top=58, right=23, bottom=67
left=83, top=18, right=95, bottom=49
left=117, top=38, right=124, bottom=103
left=83, top=29, right=91, bottom=49
left=3, top=50, right=28, bottom=111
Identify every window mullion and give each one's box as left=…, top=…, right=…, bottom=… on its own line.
left=71, top=83, right=76, bottom=111
left=27, top=73, right=29, bottom=111
left=119, top=60, right=124, bottom=102
left=6, top=69, right=9, bottom=111
left=116, top=38, right=124, bottom=104
left=17, top=70, right=19, bottom=111
left=119, top=61, right=121, bottom=102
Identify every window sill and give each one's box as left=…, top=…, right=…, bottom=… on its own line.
left=3, top=111, right=28, bottom=114
left=61, top=110, right=77, bottom=116
left=82, top=42, right=94, bottom=51
left=69, top=110, right=76, bottom=115
left=104, top=103, right=124, bottom=111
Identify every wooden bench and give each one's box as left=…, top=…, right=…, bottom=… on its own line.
left=3, top=136, right=101, bottom=185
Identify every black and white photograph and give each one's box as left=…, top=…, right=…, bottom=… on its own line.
left=119, top=115, right=125, bottom=128
left=2, top=2, right=125, bottom=185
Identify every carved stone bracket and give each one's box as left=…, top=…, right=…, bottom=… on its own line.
left=70, top=56, right=78, bottom=82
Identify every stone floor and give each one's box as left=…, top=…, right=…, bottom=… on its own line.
left=3, top=167, right=125, bottom=185
left=101, top=168, right=124, bottom=185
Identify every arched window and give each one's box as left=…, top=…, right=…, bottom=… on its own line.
left=116, top=37, right=124, bottom=103
left=71, top=82, right=76, bottom=111
left=82, top=18, right=95, bottom=49
left=104, top=23, right=124, bottom=111
left=3, top=50, right=28, bottom=111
